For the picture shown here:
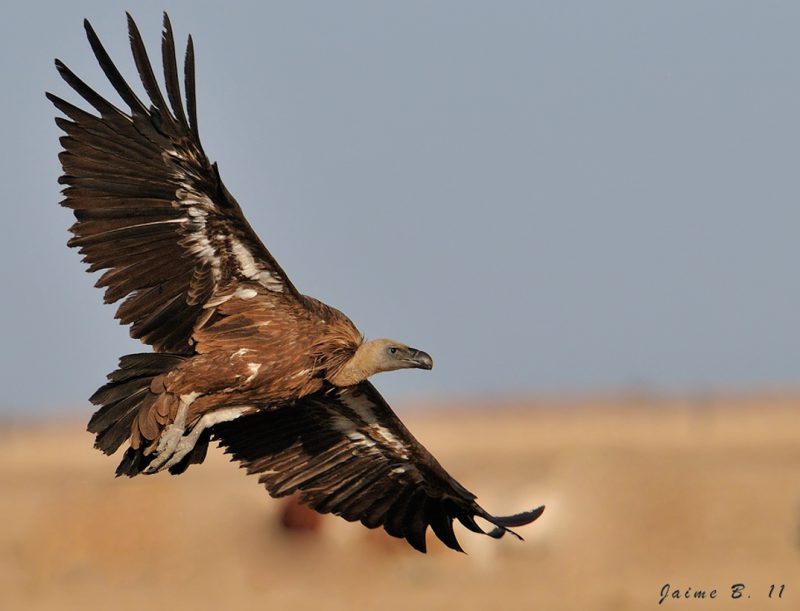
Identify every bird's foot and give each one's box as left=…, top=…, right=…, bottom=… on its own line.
left=160, top=425, right=204, bottom=471
left=143, top=423, right=186, bottom=473
left=145, top=406, right=252, bottom=473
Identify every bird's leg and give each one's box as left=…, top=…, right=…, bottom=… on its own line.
left=143, top=393, right=195, bottom=474
left=160, top=406, right=251, bottom=471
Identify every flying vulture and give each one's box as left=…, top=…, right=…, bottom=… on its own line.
left=49, top=13, right=544, bottom=553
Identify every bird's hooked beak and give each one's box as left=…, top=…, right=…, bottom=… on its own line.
left=406, top=348, right=433, bottom=370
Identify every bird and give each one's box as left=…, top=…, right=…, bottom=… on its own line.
left=48, top=13, right=544, bottom=553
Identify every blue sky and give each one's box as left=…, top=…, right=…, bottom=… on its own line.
left=2, top=1, right=799, bottom=412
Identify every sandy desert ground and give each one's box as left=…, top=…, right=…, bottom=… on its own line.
left=2, top=394, right=799, bottom=611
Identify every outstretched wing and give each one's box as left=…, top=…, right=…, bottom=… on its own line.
left=48, top=13, right=304, bottom=354
left=213, top=382, right=544, bottom=553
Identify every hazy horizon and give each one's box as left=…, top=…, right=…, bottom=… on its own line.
left=2, top=1, right=799, bottom=412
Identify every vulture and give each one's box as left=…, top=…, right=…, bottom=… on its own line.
left=49, top=13, right=544, bottom=553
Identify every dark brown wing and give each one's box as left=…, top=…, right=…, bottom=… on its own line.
left=48, top=13, right=304, bottom=354
left=213, top=382, right=544, bottom=553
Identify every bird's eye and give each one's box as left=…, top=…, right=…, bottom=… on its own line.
left=388, top=347, right=398, bottom=355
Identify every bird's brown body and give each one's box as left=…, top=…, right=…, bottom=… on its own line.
left=50, top=12, right=543, bottom=553
left=132, top=291, right=363, bottom=451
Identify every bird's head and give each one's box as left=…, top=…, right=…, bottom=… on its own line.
left=364, top=339, right=434, bottom=373
left=328, top=338, right=433, bottom=386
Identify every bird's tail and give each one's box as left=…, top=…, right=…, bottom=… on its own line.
left=87, top=353, right=186, bottom=473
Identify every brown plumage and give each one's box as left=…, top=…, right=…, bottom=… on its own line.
left=49, top=13, right=544, bottom=553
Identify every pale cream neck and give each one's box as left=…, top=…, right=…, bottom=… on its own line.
left=328, top=343, right=378, bottom=387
